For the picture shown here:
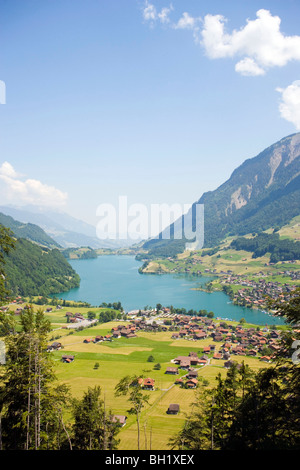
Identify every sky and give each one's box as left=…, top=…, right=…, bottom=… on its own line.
left=0, top=0, right=300, bottom=236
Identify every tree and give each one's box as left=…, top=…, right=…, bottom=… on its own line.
left=115, top=376, right=149, bottom=450
left=0, top=225, right=15, bottom=303
left=0, top=307, right=60, bottom=449
left=87, top=311, right=96, bottom=320
left=72, top=386, right=119, bottom=450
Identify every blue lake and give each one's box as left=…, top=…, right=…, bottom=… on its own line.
left=55, top=255, right=285, bottom=326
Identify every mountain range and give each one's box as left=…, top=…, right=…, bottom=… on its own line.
left=0, top=205, right=135, bottom=249
left=143, top=132, right=300, bottom=257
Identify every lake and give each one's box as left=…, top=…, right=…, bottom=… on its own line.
left=55, top=255, right=285, bottom=325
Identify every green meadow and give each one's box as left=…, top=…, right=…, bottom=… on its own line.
left=38, top=306, right=272, bottom=450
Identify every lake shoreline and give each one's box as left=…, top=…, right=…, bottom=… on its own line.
left=56, top=255, right=285, bottom=326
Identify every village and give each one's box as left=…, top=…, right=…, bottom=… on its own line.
left=218, top=270, right=299, bottom=309
left=46, top=307, right=283, bottom=388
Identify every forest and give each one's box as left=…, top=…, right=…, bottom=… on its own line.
left=230, top=231, right=300, bottom=263
left=3, top=237, right=80, bottom=297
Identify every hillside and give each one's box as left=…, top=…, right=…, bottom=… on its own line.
left=143, top=133, right=300, bottom=257
left=3, top=237, right=80, bottom=297
left=0, top=212, right=60, bottom=249
left=62, top=246, right=98, bottom=259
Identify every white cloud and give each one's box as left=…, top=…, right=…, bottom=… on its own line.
left=0, top=162, right=68, bottom=208
left=158, top=6, right=173, bottom=24
left=235, top=58, right=265, bottom=76
left=142, top=5, right=300, bottom=76
left=201, top=9, right=300, bottom=75
left=0, top=161, right=19, bottom=179
left=142, top=1, right=173, bottom=26
left=277, top=81, right=300, bottom=130
left=143, top=1, right=157, bottom=22
left=173, top=12, right=200, bottom=31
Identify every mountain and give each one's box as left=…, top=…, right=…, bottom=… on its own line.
left=0, top=212, right=61, bottom=249
left=0, top=206, right=135, bottom=249
left=143, top=132, right=300, bottom=256
left=3, top=238, right=80, bottom=297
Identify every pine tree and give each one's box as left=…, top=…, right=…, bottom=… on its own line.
left=72, top=386, right=119, bottom=450
left=0, top=307, right=65, bottom=449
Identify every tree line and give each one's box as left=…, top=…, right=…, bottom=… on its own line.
left=230, top=231, right=300, bottom=263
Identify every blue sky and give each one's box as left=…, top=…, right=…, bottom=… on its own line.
left=0, top=0, right=300, bottom=230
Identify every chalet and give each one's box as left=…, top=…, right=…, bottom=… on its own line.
left=270, top=330, right=281, bottom=339
left=143, top=378, right=155, bottom=390
left=213, top=334, right=223, bottom=342
left=186, top=379, right=198, bottom=389
left=84, top=338, right=92, bottom=343
left=175, top=378, right=183, bottom=385
left=167, top=404, right=180, bottom=415
left=179, top=359, right=190, bottom=369
left=165, top=367, right=179, bottom=375
left=179, top=330, right=188, bottom=337
left=47, top=341, right=62, bottom=352
left=213, top=352, right=222, bottom=360
left=194, top=332, right=207, bottom=340
left=94, top=335, right=104, bottom=342
left=112, top=415, right=127, bottom=427
left=248, top=349, right=257, bottom=356
left=223, top=352, right=231, bottom=360
left=260, top=356, right=272, bottom=363
left=187, top=370, right=198, bottom=379
left=198, top=359, right=208, bottom=366
left=62, top=355, right=74, bottom=363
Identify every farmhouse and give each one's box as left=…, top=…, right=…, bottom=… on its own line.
left=187, top=370, right=198, bottom=379
left=142, top=378, right=155, bottom=390
left=165, top=367, right=179, bottom=375
left=94, top=335, right=104, bottom=342
left=194, top=332, right=207, bottom=340
left=173, top=353, right=202, bottom=368
left=62, top=355, right=74, bottom=363
left=167, top=404, right=180, bottom=415
left=47, top=341, right=62, bottom=352
left=112, top=415, right=127, bottom=427
left=186, top=379, right=198, bottom=389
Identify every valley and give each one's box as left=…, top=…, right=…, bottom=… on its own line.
left=1, top=299, right=290, bottom=450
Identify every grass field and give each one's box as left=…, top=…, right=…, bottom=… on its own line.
left=41, top=309, right=274, bottom=450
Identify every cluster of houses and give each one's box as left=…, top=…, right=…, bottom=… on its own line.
left=220, top=273, right=298, bottom=309
left=110, top=324, right=137, bottom=339
left=168, top=314, right=281, bottom=361
left=75, top=313, right=284, bottom=364
left=65, top=311, right=86, bottom=323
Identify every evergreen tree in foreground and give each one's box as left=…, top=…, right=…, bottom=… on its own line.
left=0, top=307, right=72, bottom=449
left=72, top=386, right=119, bottom=450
